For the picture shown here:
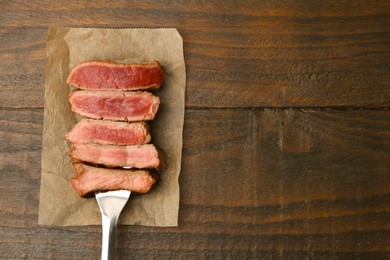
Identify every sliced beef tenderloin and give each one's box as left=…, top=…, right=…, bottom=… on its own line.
left=67, top=60, right=163, bottom=91
left=65, top=119, right=151, bottom=145
left=71, top=163, right=157, bottom=197
left=70, top=143, right=161, bottom=169
left=69, top=90, right=160, bottom=122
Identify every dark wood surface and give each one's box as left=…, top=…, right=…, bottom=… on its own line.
left=0, top=1, right=389, bottom=259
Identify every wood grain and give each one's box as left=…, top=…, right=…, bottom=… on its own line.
left=1, top=1, right=390, bottom=108
left=0, top=108, right=389, bottom=258
left=1, top=0, right=389, bottom=258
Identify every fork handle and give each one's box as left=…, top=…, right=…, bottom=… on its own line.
left=101, top=214, right=118, bottom=260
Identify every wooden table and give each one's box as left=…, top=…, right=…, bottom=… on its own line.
left=1, top=1, right=389, bottom=258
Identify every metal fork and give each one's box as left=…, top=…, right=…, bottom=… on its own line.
left=96, top=190, right=131, bottom=260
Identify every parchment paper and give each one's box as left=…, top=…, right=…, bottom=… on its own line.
left=38, top=26, right=185, bottom=226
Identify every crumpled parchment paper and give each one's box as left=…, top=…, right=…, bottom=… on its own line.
left=38, top=26, right=185, bottom=226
